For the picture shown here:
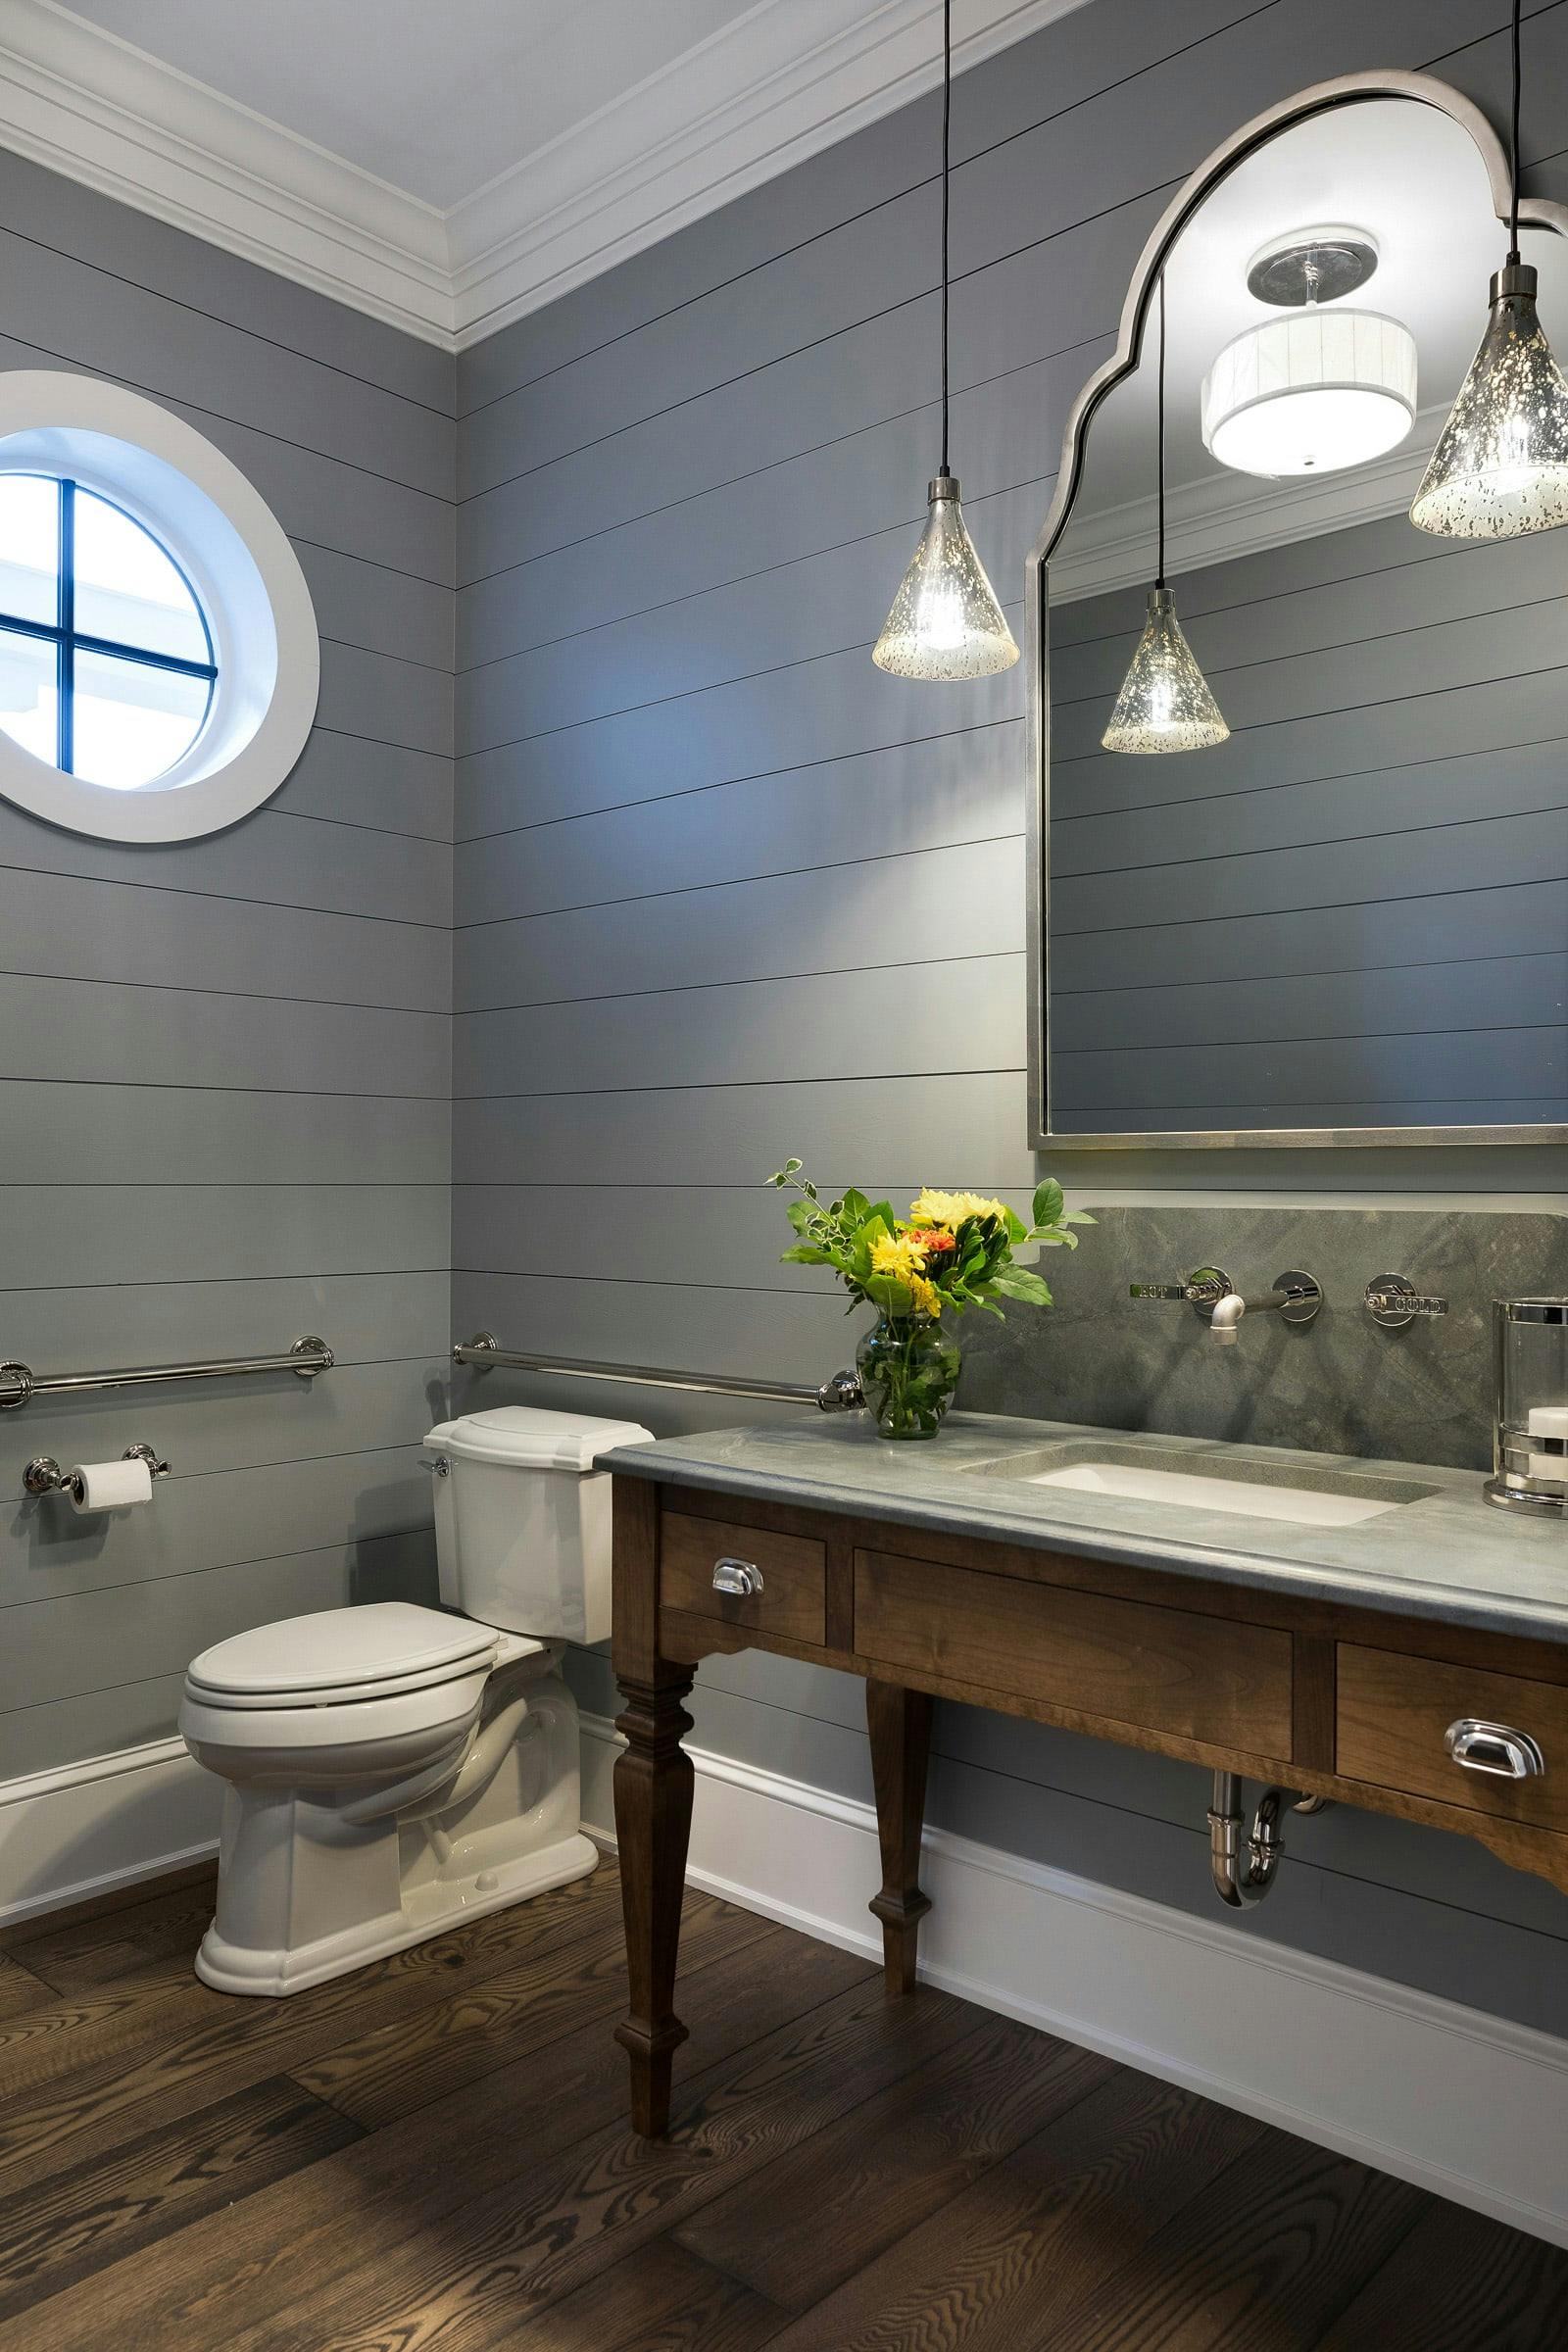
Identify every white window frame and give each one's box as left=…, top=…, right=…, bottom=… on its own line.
left=0, top=371, right=319, bottom=844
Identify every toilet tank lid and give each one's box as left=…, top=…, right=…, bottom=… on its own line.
left=425, top=1404, right=654, bottom=1471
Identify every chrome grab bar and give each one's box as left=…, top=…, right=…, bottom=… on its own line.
left=451, top=1332, right=863, bottom=1413
left=0, top=1337, right=332, bottom=1413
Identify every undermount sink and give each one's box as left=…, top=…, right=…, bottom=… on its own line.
left=957, top=1441, right=1438, bottom=1529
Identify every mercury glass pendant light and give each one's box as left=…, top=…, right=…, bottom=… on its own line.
left=1102, top=276, right=1230, bottom=755
left=1410, top=0, right=1568, bottom=537
left=872, top=0, right=1017, bottom=679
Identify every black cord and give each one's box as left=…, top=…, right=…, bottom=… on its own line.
left=1155, top=273, right=1166, bottom=589
left=1509, top=0, right=1522, bottom=262
left=940, top=0, right=951, bottom=472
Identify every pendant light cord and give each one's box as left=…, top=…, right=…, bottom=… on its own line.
left=1509, top=0, right=1522, bottom=263
left=940, top=0, right=952, bottom=472
left=1155, top=272, right=1167, bottom=589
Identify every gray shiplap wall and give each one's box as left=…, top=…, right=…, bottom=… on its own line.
left=453, top=0, right=1568, bottom=2034
left=0, top=148, right=455, bottom=1799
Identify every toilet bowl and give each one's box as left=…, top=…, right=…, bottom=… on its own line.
left=180, top=1405, right=650, bottom=1994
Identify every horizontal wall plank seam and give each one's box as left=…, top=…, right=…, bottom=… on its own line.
left=0, top=969, right=452, bottom=1017
left=457, top=715, right=1021, bottom=848
left=464, top=577, right=1022, bottom=760
left=455, top=3, right=1273, bottom=422
left=455, top=1066, right=1027, bottom=1102
left=5, top=1075, right=448, bottom=1101
left=453, top=829, right=1027, bottom=932
left=0, top=863, right=452, bottom=934
left=1054, top=944, right=1568, bottom=1001
left=458, top=337, right=1101, bottom=595
left=292, top=534, right=453, bottom=595
left=1, top=321, right=455, bottom=509
left=458, top=467, right=1048, bottom=669
left=1057, top=1019, right=1565, bottom=1060
left=458, top=948, right=1023, bottom=1017
left=1061, top=803, right=1568, bottom=882
left=1055, top=662, right=1568, bottom=775
left=4, top=1433, right=437, bottom=1505
left=1056, top=732, right=1568, bottom=828
left=451, top=1266, right=835, bottom=1296
left=318, top=632, right=454, bottom=681
left=7, top=1265, right=450, bottom=1294
left=1057, top=869, right=1568, bottom=944
left=1054, top=590, right=1568, bottom=714
left=457, top=169, right=1184, bottom=511
left=0, top=1519, right=435, bottom=1613
left=0, top=218, right=458, bottom=426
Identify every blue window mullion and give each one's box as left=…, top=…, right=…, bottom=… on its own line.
left=59, top=477, right=74, bottom=776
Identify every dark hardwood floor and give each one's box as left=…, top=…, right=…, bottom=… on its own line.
left=0, top=1854, right=1563, bottom=2350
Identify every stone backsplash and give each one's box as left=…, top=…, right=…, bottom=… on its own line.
left=960, top=1205, right=1568, bottom=1471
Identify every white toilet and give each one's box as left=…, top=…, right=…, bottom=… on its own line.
left=179, top=1404, right=650, bottom=1994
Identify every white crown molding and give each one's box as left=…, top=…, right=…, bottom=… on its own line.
left=0, top=0, right=1092, bottom=357
left=447, top=0, right=1094, bottom=349
left=1049, top=402, right=1447, bottom=603
left=0, top=0, right=454, bottom=343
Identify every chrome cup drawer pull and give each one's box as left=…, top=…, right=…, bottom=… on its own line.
left=712, top=1556, right=764, bottom=1598
left=1445, top=1717, right=1545, bottom=1780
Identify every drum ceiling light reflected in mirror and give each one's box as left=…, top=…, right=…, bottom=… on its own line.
left=1411, top=0, right=1568, bottom=536
left=872, top=0, right=1017, bottom=681
left=1102, top=275, right=1229, bottom=756
left=0, top=471, right=215, bottom=789
left=1200, top=229, right=1418, bottom=478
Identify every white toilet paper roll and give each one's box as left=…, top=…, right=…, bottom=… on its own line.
left=70, top=1456, right=154, bottom=1512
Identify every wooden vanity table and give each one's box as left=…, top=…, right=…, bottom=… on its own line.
left=606, top=1419, right=1568, bottom=2137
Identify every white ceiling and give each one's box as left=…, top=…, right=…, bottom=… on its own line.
left=64, top=0, right=759, bottom=212
left=0, top=0, right=1088, bottom=348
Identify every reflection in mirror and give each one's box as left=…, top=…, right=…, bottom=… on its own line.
left=1034, top=89, right=1568, bottom=1145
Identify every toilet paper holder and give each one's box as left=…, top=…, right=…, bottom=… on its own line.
left=24, top=1442, right=170, bottom=1501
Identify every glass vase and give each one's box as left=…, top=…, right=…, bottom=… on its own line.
left=856, top=1312, right=962, bottom=1441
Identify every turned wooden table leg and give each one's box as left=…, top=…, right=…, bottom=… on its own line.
left=866, top=1678, right=933, bottom=1995
left=613, top=1668, right=695, bottom=2135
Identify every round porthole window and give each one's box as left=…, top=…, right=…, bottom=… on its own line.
left=0, top=372, right=318, bottom=844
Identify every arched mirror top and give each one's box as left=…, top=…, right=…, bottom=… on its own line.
left=1027, top=70, right=1568, bottom=1151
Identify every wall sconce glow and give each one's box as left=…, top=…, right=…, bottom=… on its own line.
left=1102, top=586, right=1229, bottom=754
left=1409, top=262, right=1568, bottom=535
left=1201, top=312, right=1417, bottom=477
left=872, top=471, right=1019, bottom=679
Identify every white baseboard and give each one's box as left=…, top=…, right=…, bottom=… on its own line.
left=0, top=1737, right=220, bottom=1929
left=581, top=1713, right=1568, bottom=2248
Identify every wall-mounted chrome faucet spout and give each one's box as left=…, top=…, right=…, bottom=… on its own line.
left=1131, top=1267, right=1321, bottom=1341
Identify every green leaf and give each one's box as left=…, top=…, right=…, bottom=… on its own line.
left=992, top=1266, right=1054, bottom=1306
left=779, top=1244, right=835, bottom=1265
left=1031, top=1178, right=1064, bottom=1229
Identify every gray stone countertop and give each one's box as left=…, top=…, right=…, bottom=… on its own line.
left=601, top=1411, right=1568, bottom=1646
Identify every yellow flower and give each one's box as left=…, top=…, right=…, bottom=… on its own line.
left=869, top=1232, right=945, bottom=1319
left=908, top=1187, right=1010, bottom=1230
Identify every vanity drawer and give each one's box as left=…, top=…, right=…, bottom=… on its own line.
left=855, top=1550, right=1292, bottom=1752
left=1337, top=1647, right=1568, bottom=1831
left=662, top=1510, right=826, bottom=1645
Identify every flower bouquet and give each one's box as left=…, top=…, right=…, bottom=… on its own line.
left=768, top=1162, right=1092, bottom=1440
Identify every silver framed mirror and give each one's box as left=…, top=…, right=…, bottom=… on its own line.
left=1026, top=71, right=1568, bottom=1152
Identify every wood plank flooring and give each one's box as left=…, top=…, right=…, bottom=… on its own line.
left=0, top=1856, right=1563, bottom=2349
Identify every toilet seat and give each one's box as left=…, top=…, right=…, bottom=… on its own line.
left=185, top=1601, right=512, bottom=1712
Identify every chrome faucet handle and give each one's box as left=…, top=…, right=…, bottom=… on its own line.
left=1364, top=1273, right=1448, bottom=1330
left=1130, top=1267, right=1231, bottom=1309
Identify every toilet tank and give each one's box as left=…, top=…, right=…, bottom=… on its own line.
left=423, top=1405, right=652, bottom=1645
